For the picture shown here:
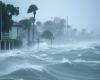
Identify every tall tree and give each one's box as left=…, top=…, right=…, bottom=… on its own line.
left=41, top=30, right=54, bottom=47
left=36, top=21, right=42, bottom=27
left=27, top=4, right=38, bottom=45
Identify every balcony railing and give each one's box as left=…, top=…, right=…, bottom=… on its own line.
left=1, top=32, right=9, bottom=40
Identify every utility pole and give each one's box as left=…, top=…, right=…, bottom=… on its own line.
left=66, top=16, right=70, bottom=41
left=66, top=16, right=69, bottom=33
left=67, top=16, right=69, bottom=26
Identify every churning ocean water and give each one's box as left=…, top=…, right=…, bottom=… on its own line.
left=0, top=42, right=100, bottom=80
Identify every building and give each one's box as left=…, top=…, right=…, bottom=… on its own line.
left=0, top=22, right=23, bottom=50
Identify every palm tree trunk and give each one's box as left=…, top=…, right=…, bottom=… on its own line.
left=27, top=28, right=30, bottom=46
left=37, top=37, right=40, bottom=48
left=32, top=24, right=34, bottom=45
left=17, top=27, right=18, bottom=40
left=32, top=14, right=36, bottom=46
left=51, top=38, right=53, bottom=48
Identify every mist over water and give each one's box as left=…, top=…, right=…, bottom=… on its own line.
left=0, top=0, right=100, bottom=80
left=0, top=41, right=100, bottom=80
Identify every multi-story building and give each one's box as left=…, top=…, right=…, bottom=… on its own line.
left=0, top=22, right=22, bottom=50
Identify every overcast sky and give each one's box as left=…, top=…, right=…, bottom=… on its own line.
left=1, top=0, right=100, bottom=31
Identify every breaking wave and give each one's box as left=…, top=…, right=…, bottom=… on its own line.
left=0, top=42, right=100, bottom=80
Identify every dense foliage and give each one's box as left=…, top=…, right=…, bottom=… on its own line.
left=0, top=1, right=19, bottom=33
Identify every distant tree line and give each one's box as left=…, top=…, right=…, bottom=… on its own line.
left=0, top=1, right=96, bottom=48
left=35, top=17, right=94, bottom=43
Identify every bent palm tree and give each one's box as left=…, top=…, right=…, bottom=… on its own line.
left=28, top=5, right=38, bottom=19
left=6, top=4, right=19, bottom=31
left=27, top=5, right=38, bottom=45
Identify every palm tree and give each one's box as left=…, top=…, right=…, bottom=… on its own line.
left=36, top=21, right=42, bottom=27
left=27, top=4, right=38, bottom=45
left=6, top=4, right=19, bottom=32
left=41, top=30, right=54, bottom=47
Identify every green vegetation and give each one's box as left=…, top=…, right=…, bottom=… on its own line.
left=41, top=30, right=54, bottom=47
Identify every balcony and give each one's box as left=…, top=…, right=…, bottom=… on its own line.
left=0, top=33, right=22, bottom=50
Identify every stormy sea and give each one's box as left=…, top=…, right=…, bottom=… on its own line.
left=0, top=42, right=100, bottom=80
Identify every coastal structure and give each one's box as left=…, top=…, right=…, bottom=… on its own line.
left=0, top=22, right=22, bottom=50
